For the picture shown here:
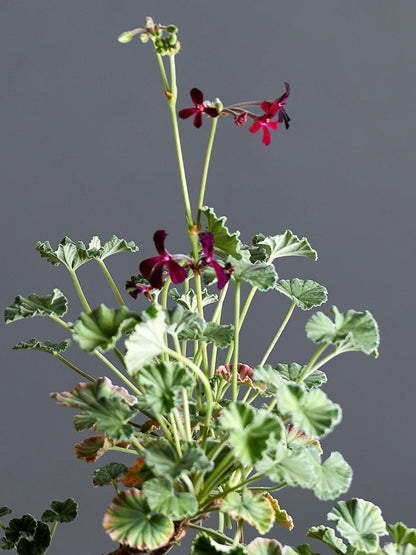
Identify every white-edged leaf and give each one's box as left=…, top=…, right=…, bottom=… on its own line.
left=306, top=526, right=347, bottom=554
left=36, top=237, right=90, bottom=270
left=13, top=338, right=71, bottom=354
left=312, top=452, right=353, bottom=500
left=252, top=231, right=317, bottom=262
left=246, top=538, right=284, bottom=554
left=169, top=287, right=218, bottom=312
left=5, top=289, right=68, bottom=323
left=87, top=235, right=138, bottom=260
left=275, top=279, right=327, bottom=310
left=221, top=489, right=274, bottom=533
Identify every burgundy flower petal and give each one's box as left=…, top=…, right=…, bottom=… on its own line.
left=267, top=101, right=280, bottom=119
left=199, top=232, right=215, bottom=259
left=166, top=259, right=187, bottom=284
left=153, top=230, right=168, bottom=255
left=249, top=120, right=262, bottom=134
left=211, top=259, right=229, bottom=290
left=140, top=256, right=162, bottom=278
left=260, top=100, right=271, bottom=114
left=178, top=107, right=198, bottom=120
left=204, top=107, right=219, bottom=118
left=190, top=88, right=204, bottom=106
left=193, top=111, right=203, bottom=128
left=262, top=126, right=272, bottom=146
left=148, top=261, right=165, bottom=290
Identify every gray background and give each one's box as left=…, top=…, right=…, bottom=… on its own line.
left=1, top=1, right=415, bottom=553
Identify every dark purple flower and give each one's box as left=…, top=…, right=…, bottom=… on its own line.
left=198, top=232, right=230, bottom=290
left=125, top=278, right=154, bottom=300
left=249, top=101, right=280, bottom=146
left=178, top=88, right=219, bottom=128
left=275, top=82, right=291, bottom=130
left=139, top=230, right=187, bottom=290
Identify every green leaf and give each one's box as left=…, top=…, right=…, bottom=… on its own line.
left=40, top=498, right=78, bottom=524
left=93, top=463, right=129, bottom=487
left=277, top=384, right=342, bottom=438
left=202, top=206, right=244, bottom=260
left=137, top=361, right=195, bottom=415
left=51, top=377, right=139, bottom=441
left=252, top=231, right=317, bottom=263
left=282, top=545, right=320, bottom=555
left=246, top=538, right=284, bottom=554
left=383, top=544, right=416, bottom=555
left=143, top=478, right=198, bottom=518
left=0, top=507, right=12, bottom=518
left=252, top=365, right=286, bottom=396
left=103, top=489, right=174, bottom=551
left=221, top=489, right=274, bottom=533
left=327, top=498, right=387, bottom=552
left=219, top=403, right=284, bottom=465
left=306, top=526, right=347, bottom=554
left=256, top=445, right=316, bottom=489
left=192, top=533, right=246, bottom=554
left=87, top=235, right=138, bottom=260
left=0, top=537, right=16, bottom=549
left=36, top=237, right=90, bottom=270
left=275, top=279, right=327, bottom=310
left=263, top=493, right=294, bottom=530
left=202, top=322, right=234, bottom=348
left=73, top=305, right=135, bottom=352
left=13, top=338, right=71, bottom=354
left=275, top=363, right=327, bottom=390
left=125, top=305, right=167, bottom=376
left=165, top=305, right=205, bottom=338
left=387, top=523, right=416, bottom=546
left=5, top=515, right=37, bottom=543
left=144, top=444, right=213, bottom=479
left=5, top=289, right=68, bottom=323
left=305, top=306, right=380, bottom=357
left=16, top=522, right=51, bottom=554
left=228, top=257, right=278, bottom=291
left=169, top=288, right=218, bottom=312
left=312, top=452, right=353, bottom=501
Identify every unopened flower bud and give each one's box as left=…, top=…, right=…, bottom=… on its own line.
left=214, top=98, right=223, bottom=113
left=166, top=25, right=178, bottom=34
left=156, top=28, right=163, bottom=37
left=140, top=33, right=149, bottom=43
left=145, top=16, right=154, bottom=28
left=168, top=34, right=177, bottom=46
left=234, top=112, right=248, bottom=126
left=117, top=31, right=134, bottom=44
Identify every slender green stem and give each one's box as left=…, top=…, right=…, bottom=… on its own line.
left=297, top=342, right=329, bottom=383
left=108, top=446, right=136, bottom=455
left=241, top=386, right=253, bottom=403
left=69, top=269, right=91, bottom=313
left=232, top=282, right=241, bottom=402
left=246, top=390, right=259, bottom=405
left=186, top=524, right=233, bottom=545
left=197, top=117, right=219, bottom=227
left=52, top=352, right=95, bottom=382
left=238, top=286, right=257, bottom=331
left=218, top=512, right=224, bottom=534
left=249, top=481, right=287, bottom=492
left=48, top=313, right=71, bottom=330
left=93, top=349, right=142, bottom=397
left=210, top=282, right=229, bottom=377
left=302, top=348, right=341, bottom=378
left=96, top=259, right=125, bottom=306
left=260, top=300, right=296, bottom=366
left=156, top=52, right=170, bottom=91
left=169, top=413, right=183, bottom=456
left=167, top=55, right=193, bottom=228
left=49, top=520, right=58, bottom=540
left=233, top=519, right=244, bottom=545
left=130, top=436, right=145, bottom=454
left=199, top=451, right=236, bottom=500
left=182, top=388, right=193, bottom=441
left=172, top=407, right=187, bottom=442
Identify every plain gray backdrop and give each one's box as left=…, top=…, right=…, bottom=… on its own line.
left=1, top=1, right=415, bottom=553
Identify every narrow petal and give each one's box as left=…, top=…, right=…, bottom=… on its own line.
left=267, top=101, right=280, bottom=119
left=211, top=259, right=229, bottom=290
left=193, top=111, right=203, bottom=128
left=249, top=120, right=262, bottom=134
left=166, top=259, right=187, bottom=284
left=153, top=230, right=168, bottom=255
left=267, top=120, right=279, bottom=131
left=148, top=261, right=165, bottom=290
left=199, top=232, right=215, bottom=260
left=178, top=107, right=198, bottom=120
left=262, top=126, right=271, bottom=146
left=140, top=256, right=161, bottom=278
left=190, top=88, right=204, bottom=106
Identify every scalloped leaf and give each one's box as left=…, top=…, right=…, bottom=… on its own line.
left=219, top=403, right=284, bottom=465
left=202, top=206, right=244, bottom=260
left=221, top=489, right=274, bottom=534
left=246, top=538, right=284, bottom=555
left=192, top=533, right=246, bottom=554
left=327, top=498, right=387, bottom=552
left=169, top=288, right=218, bottom=312
left=277, top=384, right=342, bottom=438
left=202, top=322, right=234, bottom=348
left=228, top=257, right=278, bottom=291
left=125, top=305, right=168, bottom=376
left=387, top=522, right=416, bottom=546
left=36, top=237, right=90, bottom=270
left=51, top=377, right=139, bottom=441
left=282, top=545, right=320, bottom=555
left=252, top=231, right=317, bottom=263
left=137, top=361, right=195, bottom=414
left=312, top=452, right=353, bottom=501
left=383, top=543, right=416, bottom=554
left=306, top=525, right=347, bottom=554
left=93, top=463, right=129, bottom=487
left=0, top=537, right=15, bottom=549
left=143, top=478, right=198, bottom=519
left=276, top=363, right=327, bottom=390
left=41, top=498, right=78, bottom=523
left=144, top=444, right=213, bottom=479
left=13, top=338, right=71, bottom=354
left=263, top=493, right=293, bottom=530
left=255, top=445, right=316, bottom=489
left=306, top=306, right=380, bottom=357
left=5, top=289, right=68, bottom=323
left=275, top=279, right=327, bottom=310
left=165, top=305, right=205, bottom=337
left=16, top=521, right=51, bottom=554
left=5, top=514, right=37, bottom=543
left=0, top=507, right=12, bottom=518
left=87, top=235, right=139, bottom=260
left=103, top=489, right=174, bottom=551
left=285, top=424, right=322, bottom=454
left=252, top=365, right=286, bottom=396
left=73, top=305, right=135, bottom=352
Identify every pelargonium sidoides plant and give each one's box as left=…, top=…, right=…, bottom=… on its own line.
left=2, top=17, right=415, bottom=555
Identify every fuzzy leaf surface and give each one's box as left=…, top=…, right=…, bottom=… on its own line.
left=277, top=384, right=342, bottom=438
left=103, top=489, right=174, bottom=551
left=13, top=338, right=71, bottom=354
left=202, top=322, right=235, bottom=348
left=169, top=288, right=218, bottom=312
left=36, top=237, right=90, bottom=270
left=221, top=489, right=274, bottom=533
left=306, top=306, right=380, bottom=357
left=202, top=206, right=244, bottom=260
left=327, top=498, right=387, bottom=552
left=246, top=538, right=284, bottom=554
left=165, top=305, right=205, bottom=337
left=5, top=289, right=68, bottom=323
left=276, top=363, right=327, bottom=390
left=387, top=523, right=416, bottom=546
left=306, top=526, right=347, bottom=554
left=143, top=478, right=198, bottom=518
left=192, top=533, right=246, bottom=554
left=256, top=445, right=316, bottom=489
left=5, top=515, right=37, bottom=543
left=252, top=231, right=317, bottom=262
left=73, top=305, right=135, bottom=352
left=87, top=235, right=138, bottom=260
left=41, top=498, right=78, bottom=523
left=144, top=444, right=213, bottom=479
left=93, top=463, right=129, bottom=487
left=16, top=522, right=51, bottom=554
left=228, top=257, right=278, bottom=291
left=275, top=279, right=327, bottom=310
left=312, top=451, right=353, bottom=500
